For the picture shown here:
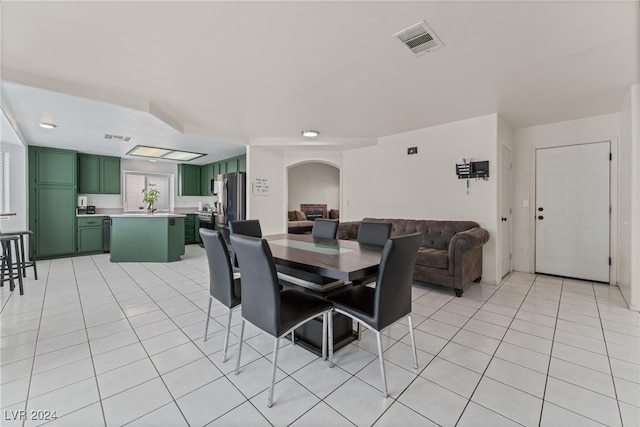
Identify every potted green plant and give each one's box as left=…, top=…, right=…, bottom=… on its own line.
left=142, top=184, right=160, bottom=213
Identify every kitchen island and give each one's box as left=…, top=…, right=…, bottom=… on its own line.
left=110, top=213, right=186, bottom=262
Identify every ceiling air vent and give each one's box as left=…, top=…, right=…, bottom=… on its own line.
left=104, top=134, right=133, bottom=142
left=393, top=21, right=443, bottom=55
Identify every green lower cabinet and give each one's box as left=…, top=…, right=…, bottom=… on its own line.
left=184, top=214, right=200, bottom=244
left=110, top=216, right=185, bottom=262
left=77, top=226, right=103, bottom=253
left=34, top=187, right=77, bottom=258
left=77, top=216, right=104, bottom=254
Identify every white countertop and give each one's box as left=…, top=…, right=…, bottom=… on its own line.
left=109, top=213, right=187, bottom=218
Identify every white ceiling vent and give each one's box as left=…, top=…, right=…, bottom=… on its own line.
left=104, top=134, right=133, bottom=142
left=393, top=21, right=443, bottom=55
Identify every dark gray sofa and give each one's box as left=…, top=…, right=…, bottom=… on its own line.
left=338, top=218, right=489, bottom=296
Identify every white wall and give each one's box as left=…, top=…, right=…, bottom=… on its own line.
left=80, top=158, right=217, bottom=210
left=246, top=146, right=286, bottom=235
left=512, top=113, right=620, bottom=278
left=618, top=85, right=640, bottom=310
left=343, top=114, right=499, bottom=285
left=288, top=163, right=339, bottom=212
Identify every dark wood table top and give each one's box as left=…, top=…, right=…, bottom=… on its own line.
left=264, top=233, right=382, bottom=282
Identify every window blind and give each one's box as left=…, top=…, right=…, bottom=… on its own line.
left=123, top=171, right=171, bottom=212
left=0, top=151, right=9, bottom=213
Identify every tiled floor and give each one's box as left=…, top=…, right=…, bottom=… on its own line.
left=1, top=246, right=639, bottom=426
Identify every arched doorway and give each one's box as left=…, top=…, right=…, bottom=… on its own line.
left=287, top=162, right=340, bottom=220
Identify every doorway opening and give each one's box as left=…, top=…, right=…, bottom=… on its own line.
left=287, top=162, right=340, bottom=222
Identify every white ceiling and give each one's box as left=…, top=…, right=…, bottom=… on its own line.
left=1, top=1, right=638, bottom=164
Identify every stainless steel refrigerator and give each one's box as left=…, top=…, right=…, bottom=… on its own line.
left=216, top=172, right=246, bottom=226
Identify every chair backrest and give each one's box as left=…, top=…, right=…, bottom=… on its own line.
left=229, top=219, right=262, bottom=238
left=199, top=228, right=238, bottom=308
left=229, top=234, right=281, bottom=337
left=357, top=221, right=392, bottom=246
left=311, top=219, right=339, bottom=239
left=374, top=232, right=423, bottom=330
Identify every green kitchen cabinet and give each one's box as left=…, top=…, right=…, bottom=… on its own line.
left=238, top=154, right=246, bottom=172
left=77, top=216, right=103, bottom=253
left=29, top=146, right=77, bottom=186
left=78, top=154, right=121, bottom=194
left=32, top=186, right=77, bottom=257
left=101, top=156, right=121, bottom=193
left=178, top=164, right=201, bottom=196
left=200, top=163, right=214, bottom=196
left=184, top=214, right=200, bottom=244
left=110, top=216, right=185, bottom=262
left=29, top=146, right=77, bottom=259
left=225, top=157, right=238, bottom=173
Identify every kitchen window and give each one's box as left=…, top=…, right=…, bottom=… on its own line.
left=0, top=151, right=9, bottom=213
left=123, top=171, right=172, bottom=212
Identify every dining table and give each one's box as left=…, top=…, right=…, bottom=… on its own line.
left=264, top=233, right=384, bottom=355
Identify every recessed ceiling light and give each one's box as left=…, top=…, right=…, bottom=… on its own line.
left=39, top=122, right=57, bottom=129
left=301, top=130, right=319, bottom=138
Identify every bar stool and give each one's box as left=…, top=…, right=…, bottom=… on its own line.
left=1, top=235, right=24, bottom=295
left=0, top=231, right=38, bottom=280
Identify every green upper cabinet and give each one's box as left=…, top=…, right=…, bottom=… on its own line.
left=178, top=164, right=201, bottom=196
left=200, top=163, right=214, bottom=196
left=225, top=157, right=238, bottom=173
left=101, top=156, right=121, bottom=193
left=238, top=154, right=246, bottom=172
left=30, top=146, right=77, bottom=186
left=78, top=154, right=121, bottom=194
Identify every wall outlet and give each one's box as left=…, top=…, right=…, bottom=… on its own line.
left=522, top=200, right=529, bottom=207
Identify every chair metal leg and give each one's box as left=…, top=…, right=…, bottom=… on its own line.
left=267, top=337, right=280, bottom=408
left=376, top=331, right=389, bottom=397
left=322, top=312, right=327, bottom=360
left=407, top=314, right=418, bottom=370
left=14, top=241, right=23, bottom=295
left=222, top=307, right=233, bottom=362
left=18, top=235, right=26, bottom=278
left=234, top=319, right=245, bottom=375
left=203, top=296, right=213, bottom=342
left=356, top=322, right=362, bottom=340
left=29, top=233, right=38, bottom=280
left=328, top=312, right=334, bottom=367
left=291, top=330, right=295, bottom=346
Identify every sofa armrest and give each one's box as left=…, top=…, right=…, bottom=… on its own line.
left=337, top=221, right=361, bottom=240
left=447, top=227, right=489, bottom=273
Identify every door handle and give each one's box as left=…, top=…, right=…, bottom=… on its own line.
left=538, top=207, right=544, bottom=212
left=537, top=215, right=544, bottom=220
left=501, top=217, right=508, bottom=222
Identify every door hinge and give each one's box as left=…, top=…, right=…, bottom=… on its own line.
left=608, top=257, right=612, bottom=266
left=609, top=206, right=612, bottom=214
left=510, top=253, right=512, bottom=260
left=609, top=153, right=612, bottom=161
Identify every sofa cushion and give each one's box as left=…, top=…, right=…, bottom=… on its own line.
left=363, top=218, right=479, bottom=250
left=288, top=211, right=297, bottom=221
left=416, top=247, right=448, bottom=269
left=295, top=210, right=307, bottom=221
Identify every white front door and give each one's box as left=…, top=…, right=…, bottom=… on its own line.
left=501, top=146, right=512, bottom=278
left=535, top=142, right=610, bottom=282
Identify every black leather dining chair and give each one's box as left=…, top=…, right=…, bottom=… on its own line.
left=357, top=221, right=392, bottom=246
left=328, top=232, right=423, bottom=397
left=353, top=222, right=393, bottom=287
left=200, top=229, right=241, bottom=362
left=229, top=219, right=262, bottom=238
left=311, top=219, right=339, bottom=239
left=230, top=234, right=333, bottom=408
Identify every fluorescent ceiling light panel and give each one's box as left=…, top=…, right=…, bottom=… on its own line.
left=126, top=145, right=205, bottom=162
left=162, top=151, right=205, bottom=161
left=127, top=145, right=172, bottom=158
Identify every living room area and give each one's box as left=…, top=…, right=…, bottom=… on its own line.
left=287, top=162, right=340, bottom=234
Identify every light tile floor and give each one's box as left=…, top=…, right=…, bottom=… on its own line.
left=1, top=246, right=639, bottom=426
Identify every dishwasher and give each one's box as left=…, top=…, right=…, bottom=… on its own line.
left=103, top=216, right=111, bottom=252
